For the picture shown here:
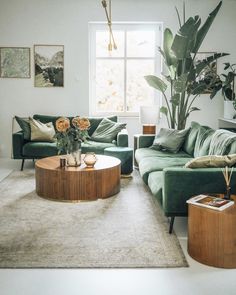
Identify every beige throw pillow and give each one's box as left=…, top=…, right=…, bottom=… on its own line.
left=29, top=117, right=55, bottom=142
left=185, top=154, right=236, bottom=168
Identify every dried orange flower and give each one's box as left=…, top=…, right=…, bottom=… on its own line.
left=73, top=117, right=90, bottom=130
left=55, top=117, right=70, bottom=132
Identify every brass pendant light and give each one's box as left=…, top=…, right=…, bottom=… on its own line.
left=101, top=0, right=117, bottom=51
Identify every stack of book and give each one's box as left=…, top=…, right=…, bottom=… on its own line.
left=187, top=195, right=234, bottom=211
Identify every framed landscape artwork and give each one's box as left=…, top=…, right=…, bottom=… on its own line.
left=0, top=47, right=30, bottom=78
left=195, top=52, right=217, bottom=94
left=34, top=45, right=64, bottom=87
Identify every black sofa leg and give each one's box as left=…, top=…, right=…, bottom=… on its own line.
left=21, top=159, right=25, bottom=171
left=169, top=216, right=175, bottom=234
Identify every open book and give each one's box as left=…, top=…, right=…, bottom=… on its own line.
left=187, top=195, right=234, bottom=211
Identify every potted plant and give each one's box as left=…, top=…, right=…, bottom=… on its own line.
left=221, top=63, right=236, bottom=119
left=144, top=1, right=228, bottom=130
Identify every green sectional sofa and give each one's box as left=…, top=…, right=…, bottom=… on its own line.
left=12, top=114, right=128, bottom=170
left=135, top=122, right=236, bottom=233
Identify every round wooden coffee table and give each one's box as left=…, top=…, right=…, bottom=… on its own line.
left=35, top=155, right=121, bottom=202
left=188, top=194, right=236, bottom=268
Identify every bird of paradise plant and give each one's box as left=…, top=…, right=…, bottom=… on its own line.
left=145, top=1, right=228, bottom=130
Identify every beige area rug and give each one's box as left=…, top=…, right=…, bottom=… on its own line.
left=0, top=170, right=188, bottom=268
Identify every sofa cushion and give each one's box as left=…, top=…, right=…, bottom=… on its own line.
left=23, top=142, right=58, bottom=157
left=82, top=140, right=115, bottom=154
left=88, top=116, right=117, bottom=136
left=33, top=114, right=61, bottom=129
left=183, top=121, right=201, bottom=156
left=152, top=128, right=189, bottom=153
left=15, top=116, right=31, bottom=140
left=185, top=154, right=236, bottom=168
left=148, top=171, right=163, bottom=204
left=193, top=126, right=215, bottom=157
left=228, top=141, right=236, bottom=154
left=135, top=148, right=191, bottom=165
left=209, top=129, right=236, bottom=155
left=29, top=118, right=55, bottom=142
left=91, top=118, right=126, bottom=143
left=139, top=157, right=192, bottom=184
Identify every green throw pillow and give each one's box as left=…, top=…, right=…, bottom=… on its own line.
left=91, top=118, right=126, bottom=143
left=88, top=116, right=117, bottom=136
left=228, top=141, right=236, bottom=154
left=29, top=117, right=55, bottom=142
left=15, top=116, right=31, bottom=140
left=152, top=128, right=189, bottom=153
left=185, top=154, right=236, bottom=168
left=182, top=121, right=201, bottom=156
left=209, top=129, right=236, bottom=155
left=194, top=126, right=215, bottom=157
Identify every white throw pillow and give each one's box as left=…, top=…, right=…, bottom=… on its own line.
left=29, top=117, right=55, bottom=142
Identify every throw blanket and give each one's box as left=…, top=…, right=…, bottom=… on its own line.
left=209, top=129, right=236, bottom=155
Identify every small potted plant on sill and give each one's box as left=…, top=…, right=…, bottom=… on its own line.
left=221, top=63, right=236, bottom=119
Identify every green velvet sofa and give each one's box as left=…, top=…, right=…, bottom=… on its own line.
left=12, top=114, right=128, bottom=170
left=135, top=122, right=236, bottom=233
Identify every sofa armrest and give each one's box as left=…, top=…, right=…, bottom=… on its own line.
left=162, top=167, right=236, bottom=216
left=117, top=129, right=128, bottom=147
left=136, top=134, right=155, bottom=148
left=12, top=131, right=25, bottom=159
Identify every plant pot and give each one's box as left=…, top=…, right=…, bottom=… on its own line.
left=224, top=101, right=236, bottom=119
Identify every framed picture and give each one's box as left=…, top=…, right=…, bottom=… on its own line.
left=195, top=52, right=217, bottom=94
left=34, top=45, right=64, bottom=87
left=0, top=47, right=30, bottom=78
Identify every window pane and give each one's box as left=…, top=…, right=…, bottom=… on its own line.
left=95, top=60, right=124, bottom=112
left=126, top=60, right=155, bottom=112
left=127, top=30, right=156, bottom=57
left=96, top=31, right=124, bottom=57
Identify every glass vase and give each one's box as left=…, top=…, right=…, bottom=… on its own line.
left=84, top=152, right=97, bottom=168
left=66, top=141, right=82, bottom=167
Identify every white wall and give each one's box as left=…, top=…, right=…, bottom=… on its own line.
left=0, top=0, right=236, bottom=157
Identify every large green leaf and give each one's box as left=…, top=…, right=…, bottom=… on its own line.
left=185, top=107, right=201, bottom=121
left=163, top=28, right=177, bottom=67
left=189, top=107, right=200, bottom=113
left=225, top=72, right=236, bottom=84
left=192, top=1, right=222, bottom=53
left=144, top=75, right=167, bottom=93
left=195, top=52, right=229, bottom=75
left=171, top=16, right=201, bottom=59
left=223, top=86, right=235, bottom=100
left=190, top=81, right=208, bottom=95
left=160, top=106, right=168, bottom=116
left=179, top=16, right=201, bottom=36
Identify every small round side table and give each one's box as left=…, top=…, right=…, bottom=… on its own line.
left=188, top=194, right=236, bottom=268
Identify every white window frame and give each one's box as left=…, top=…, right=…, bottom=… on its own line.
left=89, top=22, right=163, bottom=117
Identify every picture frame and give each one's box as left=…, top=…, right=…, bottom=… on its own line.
left=34, top=44, right=64, bottom=87
left=194, top=52, right=217, bottom=94
left=0, top=47, right=31, bottom=78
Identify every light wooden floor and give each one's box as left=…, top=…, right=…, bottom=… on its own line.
left=0, top=158, right=236, bottom=295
